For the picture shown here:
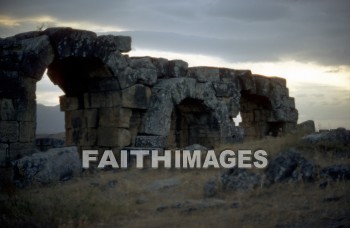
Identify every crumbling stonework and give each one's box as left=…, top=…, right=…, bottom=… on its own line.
left=0, top=28, right=298, bottom=166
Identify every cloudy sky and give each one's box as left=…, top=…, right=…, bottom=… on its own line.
left=1, top=0, right=349, bottom=129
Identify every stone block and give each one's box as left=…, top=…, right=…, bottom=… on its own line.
left=36, top=138, right=65, bottom=151
left=95, top=35, right=131, bottom=53
left=168, top=60, right=188, bottom=78
left=60, top=95, right=80, bottom=111
left=0, top=98, right=16, bottom=120
left=188, top=67, right=220, bottom=82
left=9, top=142, right=35, bottom=160
left=67, top=128, right=97, bottom=146
left=121, top=84, right=151, bottom=109
left=20, top=77, right=36, bottom=99
left=65, top=109, right=98, bottom=129
left=65, top=110, right=84, bottom=129
left=85, top=109, right=98, bottom=128
left=12, top=147, right=81, bottom=186
left=97, top=127, right=131, bottom=147
left=88, top=78, right=120, bottom=92
left=151, top=57, right=169, bottom=78
left=134, top=68, right=158, bottom=86
left=19, top=121, right=35, bottom=142
left=0, top=143, right=9, bottom=167
left=84, top=91, right=121, bottom=108
left=135, top=135, right=167, bottom=148
left=220, top=69, right=250, bottom=83
left=13, top=99, right=36, bottom=121
left=0, top=34, right=54, bottom=80
left=212, top=82, right=240, bottom=97
left=297, top=120, right=315, bottom=134
left=99, top=107, right=132, bottom=128
left=103, top=52, right=129, bottom=77
left=0, top=121, right=19, bottom=142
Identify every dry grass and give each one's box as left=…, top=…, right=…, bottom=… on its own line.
left=1, top=133, right=349, bottom=227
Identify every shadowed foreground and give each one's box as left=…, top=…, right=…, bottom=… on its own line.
left=1, top=132, right=350, bottom=227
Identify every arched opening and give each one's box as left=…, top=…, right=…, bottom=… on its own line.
left=35, top=56, right=117, bottom=151
left=239, top=91, right=273, bottom=140
left=47, top=56, right=113, bottom=97
left=167, top=98, right=219, bottom=148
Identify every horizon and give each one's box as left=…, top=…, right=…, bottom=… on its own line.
left=1, top=0, right=349, bottom=129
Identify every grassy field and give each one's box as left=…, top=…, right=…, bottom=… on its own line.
left=1, top=133, right=349, bottom=227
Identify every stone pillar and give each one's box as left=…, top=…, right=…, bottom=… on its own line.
left=0, top=33, right=54, bottom=166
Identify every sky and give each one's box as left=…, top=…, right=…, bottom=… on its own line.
left=0, top=0, right=349, bottom=129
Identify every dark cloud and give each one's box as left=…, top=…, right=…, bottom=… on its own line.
left=0, top=0, right=349, bottom=66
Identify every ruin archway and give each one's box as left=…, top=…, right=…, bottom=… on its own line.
left=167, top=98, right=220, bottom=148
left=1, top=27, right=299, bottom=166
left=239, top=91, right=273, bottom=140
left=139, top=77, right=240, bottom=148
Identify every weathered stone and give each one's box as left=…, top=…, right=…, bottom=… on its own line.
left=97, top=128, right=131, bottom=147
left=44, top=27, right=97, bottom=59
left=65, top=109, right=98, bottom=129
left=0, top=27, right=300, bottom=164
left=12, top=147, right=81, bottom=186
left=9, top=142, right=35, bottom=160
left=19, top=122, right=35, bottom=142
left=13, top=99, right=36, bottom=121
left=221, top=167, right=261, bottom=191
left=297, top=120, right=315, bottom=134
left=188, top=67, right=220, bottom=82
left=99, top=107, right=132, bottom=128
left=301, top=128, right=350, bottom=146
left=184, top=144, right=208, bottom=152
left=121, top=84, right=152, bottom=109
left=0, top=143, right=9, bottom=166
left=84, top=91, right=121, bottom=108
left=104, top=52, right=129, bottom=78
left=95, top=35, right=131, bottom=53
left=265, top=150, right=316, bottom=184
left=0, top=99, right=15, bottom=120
left=67, top=128, right=97, bottom=146
left=168, top=60, right=188, bottom=78
left=0, top=34, right=54, bottom=80
left=135, top=135, right=168, bottom=148
left=36, top=137, right=65, bottom=151
left=320, top=165, right=350, bottom=181
left=151, top=57, right=169, bottom=78
left=0, top=121, right=19, bottom=142
left=59, top=95, right=80, bottom=111
left=88, top=78, right=120, bottom=92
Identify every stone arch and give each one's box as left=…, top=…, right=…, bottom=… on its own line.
left=238, top=74, right=298, bottom=140
left=1, top=27, right=299, bottom=166
left=0, top=28, right=131, bottom=166
left=239, top=91, right=273, bottom=140
left=139, top=78, right=238, bottom=148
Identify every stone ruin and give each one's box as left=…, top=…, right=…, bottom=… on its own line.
left=0, top=28, right=298, bottom=166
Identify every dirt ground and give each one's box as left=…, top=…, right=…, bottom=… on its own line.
left=1, top=134, right=349, bottom=227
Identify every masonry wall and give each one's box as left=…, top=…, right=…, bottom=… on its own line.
left=0, top=28, right=299, bottom=166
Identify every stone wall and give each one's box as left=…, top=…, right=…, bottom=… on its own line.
left=0, top=28, right=298, bottom=166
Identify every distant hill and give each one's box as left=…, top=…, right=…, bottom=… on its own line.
left=36, top=104, right=65, bottom=134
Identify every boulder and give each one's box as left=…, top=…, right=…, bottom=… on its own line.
left=302, top=128, right=350, bottom=145
left=265, top=149, right=316, bottom=184
left=221, top=167, right=261, bottom=191
left=320, top=164, right=350, bottom=181
left=12, top=147, right=81, bottom=186
left=297, top=120, right=316, bottom=134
